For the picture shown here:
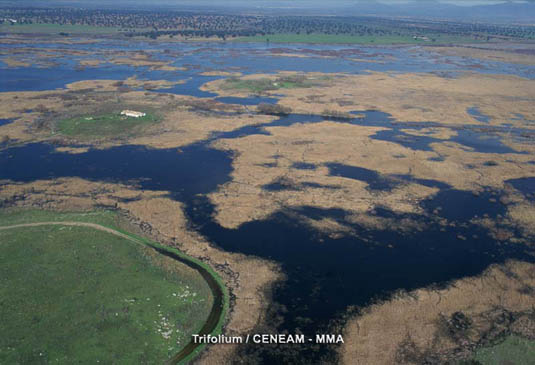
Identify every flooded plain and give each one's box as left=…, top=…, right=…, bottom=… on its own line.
left=1, top=39, right=534, bottom=363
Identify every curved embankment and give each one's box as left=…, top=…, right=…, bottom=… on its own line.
left=0, top=221, right=227, bottom=364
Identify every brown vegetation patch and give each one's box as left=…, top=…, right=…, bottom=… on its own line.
left=209, top=122, right=440, bottom=228
left=2, top=72, right=534, bottom=238
left=203, top=71, right=535, bottom=128
left=54, top=146, right=91, bottom=154
left=0, top=177, right=282, bottom=363
left=78, top=59, right=103, bottom=67
left=209, top=119, right=534, bottom=230
left=0, top=79, right=269, bottom=147
left=201, top=72, right=336, bottom=97
left=65, top=77, right=183, bottom=92
left=256, top=103, right=292, bottom=115
left=108, top=51, right=185, bottom=71
left=401, top=127, right=458, bottom=140
left=508, top=203, right=535, bottom=237
left=340, top=260, right=535, bottom=364
left=2, top=57, right=31, bottom=68
left=428, top=44, right=535, bottom=66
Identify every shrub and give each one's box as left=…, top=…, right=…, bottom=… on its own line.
left=257, top=103, right=291, bottom=115
left=321, top=109, right=353, bottom=120
left=34, top=104, right=49, bottom=113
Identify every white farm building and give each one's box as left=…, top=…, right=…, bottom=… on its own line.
left=121, top=110, right=146, bottom=118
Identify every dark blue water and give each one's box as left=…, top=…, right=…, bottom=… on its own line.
left=2, top=40, right=535, bottom=363
left=393, top=174, right=452, bottom=189
left=187, top=196, right=533, bottom=363
left=453, top=129, right=518, bottom=154
left=371, top=127, right=521, bottom=154
left=506, top=177, right=535, bottom=202
left=0, top=143, right=232, bottom=198
left=264, top=163, right=452, bottom=193
left=206, top=109, right=523, bottom=158
left=2, top=41, right=535, bottom=96
left=215, top=96, right=278, bottom=106
left=0, top=118, right=14, bottom=127
left=292, top=162, right=316, bottom=170
left=0, top=97, right=531, bottom=363
left=262, top=178, right=339, bottom=192
left=325, top=163, right=452, bottom=192
left=326, top=163, right=400, bottom=191
left=0, top=141, right=533, bottom=364
left=209, top=114, right=323, bottom=140
left=421, top=189, right=505, bottom=221
left=0, top=64, right=136, bottom=92
left=215, top=110, right=524, bottom=155
left=152, top=75, right=218, bottom=98
left=263, top=177, right=301, bottom=191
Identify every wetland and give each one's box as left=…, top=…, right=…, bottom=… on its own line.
left=1, top=36, right=534, bottom=364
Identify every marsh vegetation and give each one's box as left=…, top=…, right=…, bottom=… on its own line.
left=57, top=111, right=160, bottom=140
left=0, top=209, right=214, bottom=364
left=221, top=75, right=326, bottom=94
left=0, top=28, right=534, bottom=365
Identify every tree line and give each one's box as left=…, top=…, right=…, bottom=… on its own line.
left=1, top=7, right=534, bottom=40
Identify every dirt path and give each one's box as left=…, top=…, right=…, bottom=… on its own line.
left=0, top=221, right=225, bottom=364
left=0, top=221, right=143, bottom=242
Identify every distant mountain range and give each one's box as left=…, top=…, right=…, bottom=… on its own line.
left=1, top=1, right=534, bottom=23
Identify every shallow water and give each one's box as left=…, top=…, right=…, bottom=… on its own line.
left=1, top=40, right=535, bottom=363
left=2, top=41, right=535, bottom=95
left=0, top=64, right=136, bottom=92
left=0, top=118, right=14, bottom=127
left=421, top=189, right=505, bottom=221
left=210, top=110, right=524, bottom=155
left=506, top=177, right=535, bottom=202
left=467, top=106, right=491, bottom=123
left=292, top=162, right=316, bottom=170
left=215, top=96, right=278, bottom=106
left=326, top=163, right=400, bottom=191
left=0, top=143, right=232, bottom=198
left=0, top=141, right=533, bottom=363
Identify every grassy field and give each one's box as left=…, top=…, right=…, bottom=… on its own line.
left=235, top=33, right=479, bottom=45
left=57, top=111, right=161, bottom=140
left=0, top=209, right=219, bottom=364
left=222, top=74, right=327, bottom=93
left=0, top=23, right=483, bottom=44
left=471, top=335, right=535, bottom=364
left=0, top=23, right=124, bottom=35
